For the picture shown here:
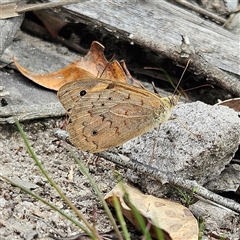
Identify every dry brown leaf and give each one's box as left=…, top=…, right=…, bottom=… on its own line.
left=216, top=98, right=240, bottom=112
left=14, top=41, right=128, bottom=91
left=104, top=183, right=199, bottom=240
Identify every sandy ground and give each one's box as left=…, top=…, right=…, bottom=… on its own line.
left=1, top=117, right=240, bottom=240
left=0, top=118, right=131, bottom=239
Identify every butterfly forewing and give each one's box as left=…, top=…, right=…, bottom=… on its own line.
left=57, top=80, right=110, bottom=114
left=58, top=78, right=178, bottom=153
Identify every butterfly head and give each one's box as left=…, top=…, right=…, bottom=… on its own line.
left=169, top=94, right=180, bottom=107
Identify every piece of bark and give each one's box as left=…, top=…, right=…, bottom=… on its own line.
left=189, top=200, right=238, bottom=231
left=0, top=15, right=24, bottom=57
left=1, top=31, right=80, bottom=73
left=0, top=71, right=65, bottom=124
left=62, top=0, right=240, bottom=95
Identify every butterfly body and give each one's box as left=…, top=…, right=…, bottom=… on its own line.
left=57, top=78, right=179, bottom=153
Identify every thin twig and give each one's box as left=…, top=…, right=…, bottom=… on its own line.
left=173, top=0, right=226, bottom=24
left=97, top=151, right=240, bottom=213
left=16, top=0, right=88, bottom=13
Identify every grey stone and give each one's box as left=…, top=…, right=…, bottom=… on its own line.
left=122, top=101, right=240, bottom=185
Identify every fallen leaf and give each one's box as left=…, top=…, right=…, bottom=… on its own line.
left=14, top=59, right=95, bottom=91
left=216, top=98, right=240, bottom=112
left=14, top=41, right=128, bottom=91
left=105, top=183, right=199, bottom=240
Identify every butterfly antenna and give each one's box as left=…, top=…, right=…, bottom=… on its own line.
left=151, top=81, right=159, bottom=94
left=173, top=59, right=191, bottom=96
left=120, top=60, right=146, bottom=89
left=184, top=84, right=214, bottom=92
left=99, top=54, right=116, bottom=78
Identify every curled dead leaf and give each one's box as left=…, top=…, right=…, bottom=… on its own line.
left=104, top=183, right=199, bottom=240
left=14, top=41, right=128, bottom=91
left=216, top=98, right=240, bottom=112
left=14, top=59, right=95, bottom=91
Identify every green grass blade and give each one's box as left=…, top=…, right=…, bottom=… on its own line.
left=69, top=149, right=124, bottom=240
left=14, top=120, right=100, bottom=240
left=112, top=194, right=131, bottom=240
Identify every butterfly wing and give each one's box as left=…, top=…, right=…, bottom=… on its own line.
left=58, top=78, right=176, bottom=153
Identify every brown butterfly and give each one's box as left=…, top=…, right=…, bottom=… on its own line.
left=57, top=78, right=179, bottom=153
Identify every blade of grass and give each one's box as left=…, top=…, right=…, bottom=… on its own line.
left=14, top=120, right=101, bottom=240
left=122, top=192, right=152, bottom=240
left=174, top=185, right=198, bottom=207
left=124, top=191, right=166, bottom=240
left=112, top=194, right=131, bottom=240
left=69, top=148, right=124, bottom=240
